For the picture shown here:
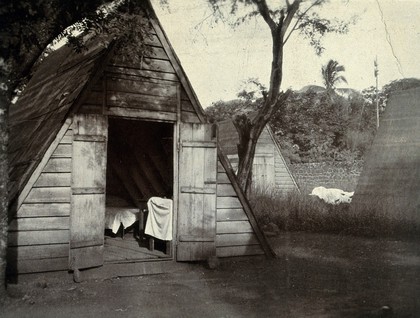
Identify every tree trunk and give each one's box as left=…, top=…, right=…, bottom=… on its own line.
left=234, top=111, right=271, bottom=194
left=234, top=20, right=289, bottom=195
left=0, top=83, right=9, bottom=299
left=234, top=88, right=291, bottom=195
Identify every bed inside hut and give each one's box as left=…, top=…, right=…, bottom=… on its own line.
left=104, top=118, right=174, bottom=263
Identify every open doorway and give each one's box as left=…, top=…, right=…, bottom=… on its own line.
left=104, top=118, right=174, bottom=263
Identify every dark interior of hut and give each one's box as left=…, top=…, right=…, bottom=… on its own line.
left=104, top=118, right=174, bottom=262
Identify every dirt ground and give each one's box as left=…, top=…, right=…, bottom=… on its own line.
left=2, top=232, right=420, bottom=318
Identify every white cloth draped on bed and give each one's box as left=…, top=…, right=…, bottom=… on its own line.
left=105, top=207, right=139, bottom=234
left=145, top=197, right=173, bottom=241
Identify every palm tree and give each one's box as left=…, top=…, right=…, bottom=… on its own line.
left=321, top=59, right=348, bottom=92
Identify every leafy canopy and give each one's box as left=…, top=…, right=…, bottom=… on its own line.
left=321, top=59, right=348, bottom=91
left=0, top=0, right=162, bottom=92
left=206, top=0, right=354, bottom=55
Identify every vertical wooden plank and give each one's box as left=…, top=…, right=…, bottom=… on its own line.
left=203, top=125, right=217, bottom=242
left=191, top=124, right=204, bottom=242
left=253, top=155, right=275, bottom=190
left=70, top=114, right=107, bottom=271
left=177, top=123, right=217, bottom=261
left=171, top=124, right=179, bottom=257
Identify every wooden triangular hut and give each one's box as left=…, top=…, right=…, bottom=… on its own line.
left=7, top=0, right=274, bottom=280
left=351, top=87, right=420, bottom=221
left=218, top=118, right=299, bottom=194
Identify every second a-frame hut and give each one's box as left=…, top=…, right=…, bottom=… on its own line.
left=7, top=0, right=274, bottom=280
left=218, top=118, right=299, bottom=194
left=351, top=87, right=420, bottom=221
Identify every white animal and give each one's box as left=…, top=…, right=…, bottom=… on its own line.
left=309, top=186, right=354, bottom=205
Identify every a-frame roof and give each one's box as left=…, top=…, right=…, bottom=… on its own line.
left=8, top=38, right=111, bottom=203
left=352, top=86, right=420, bottom=220
left=8, top=0, right=207, bottom=203
left=218, top=116, right=299, bottom=192
left=218, top=117, right=284, bottom=159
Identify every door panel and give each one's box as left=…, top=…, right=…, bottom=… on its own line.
left=69, top=114, right=107, bottom=271
left=177, top=123, right=217, bottom=261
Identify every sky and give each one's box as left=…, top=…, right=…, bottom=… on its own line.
left=151, top=0, right=420, bottom=107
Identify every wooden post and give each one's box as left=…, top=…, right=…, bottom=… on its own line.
left=374, top=57, right=380, bottom=129
left=102, top=75, right=107, bottom=115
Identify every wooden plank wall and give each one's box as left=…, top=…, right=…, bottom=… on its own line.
left=79, top=24, right=200, bottom=124
left=224, top=128, right=297, bottom=193
left=8, top=128, right=73, bottom=274
left=216, top=160, right=264, bottom=257
left=253, top=129, right=275, bottom=190
left=273, top=148, right=298, bottom=192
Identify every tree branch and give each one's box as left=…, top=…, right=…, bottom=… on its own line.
left=252, top=0, right=276, bottom=31
left=280, top=0, right=301, bottom=37
left=253, top=89, right=292, bottom=129
left=283, top=0, right=323, bottom=45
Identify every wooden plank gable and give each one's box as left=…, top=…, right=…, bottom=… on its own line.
left=216, top=148, right=275, bottom=258
left=218, top=118, right=299, bottom=193
left=8, top=122, right=73, bottom=274
left=79, top=23, right=203, bottom=123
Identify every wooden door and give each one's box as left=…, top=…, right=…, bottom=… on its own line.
left=177, top=123, right=217, bottom=261
left=69, top=114, right=108, bottom=271
left=253, top=155, right=275, bottom=189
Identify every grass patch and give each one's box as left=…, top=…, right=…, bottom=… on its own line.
left=249, top=188, right=420, bottom=241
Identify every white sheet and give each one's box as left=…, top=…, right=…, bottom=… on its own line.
left=145, top=197, right=173, bottom=241
left=105, top=207, right=139, bottom=234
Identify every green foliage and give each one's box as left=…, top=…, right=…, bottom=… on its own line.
left=208, top=78, right=420, bottom=163
left=298, top=12, right=354, bottom=55
left=200, top=0, right=354, bottom=193
left=321, top=59, right=347, bottom=91
left=1, top=0, right=108, bottom=86
left=382, top=78, right=420, bottom=101
left=249, top=189, right=420, bottom=240
left=361, top=78, right=420, bottom=115
left=207, top=0, right=354, bottom=53
left=1, top=0, right=161, bottom=92
left=202, top=79, right=268, bottom=123
left=206, top=98, right=259, bottom=122
left=206, top=87, right=377, bottom=162
left=236, top=77, right=267, bottom=102
left=270, top=90, right=352, bottom=162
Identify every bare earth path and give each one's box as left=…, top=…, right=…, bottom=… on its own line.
left=2, top=232, right=420, bottom=317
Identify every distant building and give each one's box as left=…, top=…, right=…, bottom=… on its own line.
left=218, top=118, right=299, bottom=194
left=351, top=87, right=420, bottom=221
